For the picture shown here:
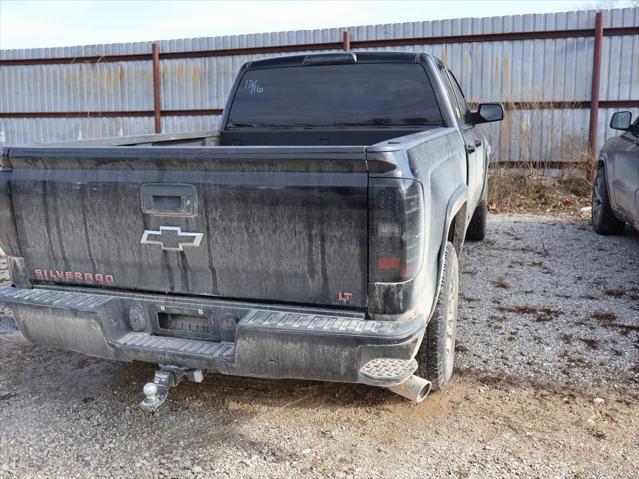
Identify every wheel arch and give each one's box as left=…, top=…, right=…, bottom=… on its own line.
left=595, top=153, right=617, bottom=210
left=429, top=184, right=468, bottom=319
left=596, top=153, right=607, bottom=170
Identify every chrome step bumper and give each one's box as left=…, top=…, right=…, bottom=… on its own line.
left=0, top=284, right=426, bottom=386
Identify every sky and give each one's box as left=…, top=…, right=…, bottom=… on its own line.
left=0, top=0, right=635, bottom=50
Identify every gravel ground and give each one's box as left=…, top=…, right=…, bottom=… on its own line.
left=0, top=214, right=637, bottom=479
left=457, top=214, right=639, bottom=391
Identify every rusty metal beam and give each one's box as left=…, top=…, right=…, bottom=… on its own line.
left=0, top=53, right=151, bottom=66
left=598, top=100, right=639, bottom=108
left=588, top=11, right=604, bottom=180
left=160, top=108, right=224, bottom=116
left=353, top=26, right=639, bottom=49
left=0, top=109, right=224, bottom=119
left=158, top=41, right=343, bottom=60
left=470, top=100, right=639, bottom=110
left=343, top=31, right=351, bottom=51
left=1, top=25, right=637, bottom=66
left=152, top=42, right=162, bottom=134
left=2, top=100, right=639, bottom=119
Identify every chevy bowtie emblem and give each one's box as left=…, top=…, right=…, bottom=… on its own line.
left=140, top=226, right=203, bottom=252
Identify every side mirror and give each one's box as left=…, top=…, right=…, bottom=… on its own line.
left=470, top=103, right=504, bottom=124
left=610, top=111, right=632, bottom=131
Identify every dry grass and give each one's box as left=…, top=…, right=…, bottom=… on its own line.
left=488, top=167, right=592, bottom=216
left=485, top=97, right=595, bottom=216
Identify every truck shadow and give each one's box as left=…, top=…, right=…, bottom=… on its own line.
left=1, top=337, right=466, bottom=470
left=1, top=334, right=458, bottom=416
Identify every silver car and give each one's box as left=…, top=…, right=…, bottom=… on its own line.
left=592, top=111, right=639, bottom=234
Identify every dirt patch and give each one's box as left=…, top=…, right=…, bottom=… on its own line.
left=604, top=288, right=626, bottom=298
left=591, top=311, right=617, bottom=323
left=492, top=277, right=510, bottom=289
left=579, top=338, right=601, bottom=350
left=496, top=305, right=561, bottom=322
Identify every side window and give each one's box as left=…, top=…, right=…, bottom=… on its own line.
left=446, top=69, right=471, bottom=126
left=436, top=63, right=464, bottom=125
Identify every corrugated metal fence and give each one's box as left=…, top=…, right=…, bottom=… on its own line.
left=1, top=7, right=638, bottom=167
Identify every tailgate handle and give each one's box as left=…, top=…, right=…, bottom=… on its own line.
left=141, top=184, right=197, bottom=216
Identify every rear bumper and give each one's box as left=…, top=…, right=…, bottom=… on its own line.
left=0, top=284, right=426, bottom=387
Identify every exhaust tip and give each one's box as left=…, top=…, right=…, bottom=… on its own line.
left=415, top=381, right=432, bottom=402
left=388, top=375, right=432, bottom=403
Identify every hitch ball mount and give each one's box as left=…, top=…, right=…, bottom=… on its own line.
left=140, top=364, right=204, bottom=411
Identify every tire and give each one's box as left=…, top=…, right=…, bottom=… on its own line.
left=466, top=186, right=487, bottom=241
left=592, top=165, right=625, bottom=235
left=416, top=241, right=459, bottom=391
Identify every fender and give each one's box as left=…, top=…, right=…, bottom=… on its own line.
left=429, top=183, right=468, bottom=319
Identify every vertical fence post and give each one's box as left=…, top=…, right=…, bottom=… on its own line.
left=152, top=42, right=162, bottom=134
left=342, top=31, right=351, bottom=51
left=587, top=11, right=604, bottom=180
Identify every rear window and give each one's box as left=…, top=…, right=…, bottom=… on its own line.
left=226, top=63, right=443, bottom=128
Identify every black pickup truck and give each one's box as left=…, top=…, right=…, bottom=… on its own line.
left=0, top=52, right=502, bottom=408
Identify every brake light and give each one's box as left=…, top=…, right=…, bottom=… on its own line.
left=369, top=178, right=424, bottom=283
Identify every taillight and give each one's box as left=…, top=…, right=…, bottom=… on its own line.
left=369, top=178, right=424, bottom=283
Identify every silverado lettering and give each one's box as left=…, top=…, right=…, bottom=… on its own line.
left=34, top=270, right=114, bottom=284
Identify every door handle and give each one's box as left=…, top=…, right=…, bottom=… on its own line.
left=141, top=184, right=198, bottom=216
left=466, top=144, right=476, bottom=154
left=475, top=139, right=482, bottom=147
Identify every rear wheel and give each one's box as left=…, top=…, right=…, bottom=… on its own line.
left=592, top=165, right=625, bottom=235
left=416, top=241, right=459, bottom=391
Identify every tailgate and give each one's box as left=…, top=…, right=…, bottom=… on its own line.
left=7, top=146, right=368, bottom=308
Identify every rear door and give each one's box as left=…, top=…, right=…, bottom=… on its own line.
left=8, top=146, right=369, bottom=308
left=445, top=68, right=486, bottom=205
left=434, top=62, right=485, bottom=205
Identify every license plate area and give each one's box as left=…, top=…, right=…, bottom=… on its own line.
left=158, top=312, right=211, bottom=337
left=151, top=305, right=238, bottom=342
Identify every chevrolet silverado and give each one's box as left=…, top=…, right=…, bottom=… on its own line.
left=0, top=52, right=503, bottom=409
